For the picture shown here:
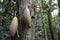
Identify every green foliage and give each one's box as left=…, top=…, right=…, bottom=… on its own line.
left=0, top=0, right=15, bottom=40
left=35, top=0, right=59, bottom=40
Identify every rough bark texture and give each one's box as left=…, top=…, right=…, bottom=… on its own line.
left=15, top=0, right=36, bottom=40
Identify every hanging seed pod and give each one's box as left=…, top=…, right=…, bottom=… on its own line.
left=22, top=7, right=31, bottom=28
left=9, top=16, right=18, bottom=37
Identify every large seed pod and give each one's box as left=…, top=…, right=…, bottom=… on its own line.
left=23, top=7, right=31, bottom=28
left=9, top=16, right=18, bottom=37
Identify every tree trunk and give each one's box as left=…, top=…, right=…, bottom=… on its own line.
left=47, top=0, right=58, bottom=40
left=57, top=0, right=60, bottom=16
left=15, top=0, right=36, bottom=40
left=45, top=27, right=48, bottom=40
left=57, top=0, right=60, bottom=39
left=47, top=7, right=54, bottom=40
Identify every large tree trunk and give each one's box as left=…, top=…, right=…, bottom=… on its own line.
left=15, top=0, right=36, bottom=40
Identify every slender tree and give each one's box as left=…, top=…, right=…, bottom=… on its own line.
left=57, top=0, right=60, bottom=39
left=47, top=0, right=58, bottom=40
left=57, top=0, right=60, bottom=16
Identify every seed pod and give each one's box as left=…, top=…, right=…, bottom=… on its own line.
left=9, top=16, right=18, bottom=37
left=22, top=7, right=31, bottom=28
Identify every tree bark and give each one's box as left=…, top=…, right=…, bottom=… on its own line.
left=15, top=0, right=36, bottom=40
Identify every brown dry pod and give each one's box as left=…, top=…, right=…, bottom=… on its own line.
left=23, top=7, right=31, bottom=28
left=9, top=16, right=18, bottom=37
